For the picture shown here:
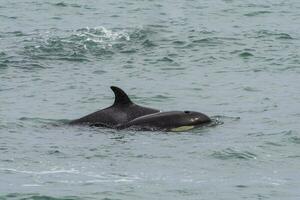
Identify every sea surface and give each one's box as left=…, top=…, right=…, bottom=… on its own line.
left=1, top=0, right=300, bottom=199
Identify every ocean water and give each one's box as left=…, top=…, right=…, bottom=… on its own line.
left=1, top=0, right=300, bottom=199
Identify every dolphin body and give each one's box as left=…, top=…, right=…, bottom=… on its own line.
left=117, top=111, right=211, bottom=132
left=69, top=86, right=160, bottom=127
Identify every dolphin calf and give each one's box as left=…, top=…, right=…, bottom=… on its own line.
left=69, top=86, right=160, bottom=127
left=117, top=111, right=211, bottom=132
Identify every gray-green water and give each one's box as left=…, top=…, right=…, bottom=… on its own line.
left=1, top=0, right=300, bottom=199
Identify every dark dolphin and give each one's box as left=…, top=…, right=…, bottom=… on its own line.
left=69, top=86, right=160, bottom=127
left=117, top=111, right=211, bottom=132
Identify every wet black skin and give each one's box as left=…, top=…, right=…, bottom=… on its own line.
left=117, top=111, right=211, bottom=131
left=69, top=86, right=160, bottom=127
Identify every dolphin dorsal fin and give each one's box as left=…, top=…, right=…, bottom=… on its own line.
left=111, top=86, right=133, bottom=106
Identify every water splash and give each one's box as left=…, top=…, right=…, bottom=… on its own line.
left=76, top=27, right=130, bottom=43
left=21, top=27, right=152, bottom=61
left=211, top=115, right=240, bottom=125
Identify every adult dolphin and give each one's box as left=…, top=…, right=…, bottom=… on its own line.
left=117, top=111, right=211, bottom=132
left=69, top=86, right=160, bottom=127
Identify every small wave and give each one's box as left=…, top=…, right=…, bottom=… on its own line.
left=49, top=2, right=82, bottom=8
left=239, top=52, right=254, bottom=58
left=0, top=52, right=6, bottom=56
left=264, top=141, right=284, bottom=147
left=235, top=184, right=248, bottom=188
left=54, top=178, right=136, bottom=185
left=47, top=150, right=64, bottom=155
left=211, top=148, right=257, bottom=160
left=53, top=2, right=68, bottom=7
left=0, top=56, right=45, bottom=70
left=1, top=31, right=28, bottom=37
left=248, top=130, right=292, bottom=137
left=0, top=15, right=18, bottom=20
left=19, top=117, right=69, bottom=125
left=1, top=193, right=82, bottom=200
left=22, top=184, right=41, bottom=187
left=172, top=40, right=186, bottom=45
left=16, top=117, right=70, bottom=130
left=0, top=168, right=79, bottom=175
left=185, top=37, right=224, bottom=49
left=161, top=67, right=185, bottom=71
left=242, top=86, right=259, bottom=92
left=192, top=37, right=222, bottom=46
left=150, top=94, right=173, bottom=101
left=276, top=33, right=293, bottom=40
left=255, top=30, right=293, bottom=40
left=142, top=39, right=156, bottom=47
left=157, top=57, right=174, bottom=63
left=0, top=52, right=11, bottom=69
left=244, top=11, right=272, bottom=17
left=288, top=136, right=300, bottom=144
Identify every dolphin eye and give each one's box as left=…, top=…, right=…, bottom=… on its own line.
left=184, top=111, right=191, bottom=114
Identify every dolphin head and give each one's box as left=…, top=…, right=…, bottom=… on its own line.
left=167, top=111, right=211, bottom=132
left=179, top=110, right=211, bottom=126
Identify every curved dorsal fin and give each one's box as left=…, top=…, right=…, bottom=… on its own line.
left=111, top=86, right=133, bottom=106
